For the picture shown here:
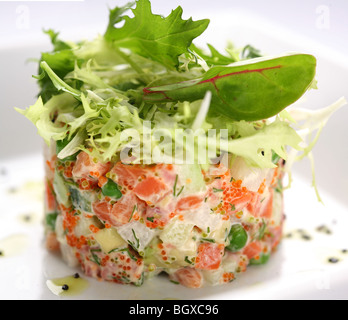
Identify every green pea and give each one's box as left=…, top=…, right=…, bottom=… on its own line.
left=56, top=137, right=80, bottom=161
left=101, top=179, right=122, bottom=199
left=249, top=253, right=270, bottom=266
left=226, top=224, right=248, bottom=252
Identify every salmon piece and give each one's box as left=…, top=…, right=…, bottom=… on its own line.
left=174, top=268, right=202, bottom=288
left=195, top=243, right=224, bottom=270
left=133, top=176, right=169, bottom=204
left=224, top=184, right=252, bottom=212
left=176, top=195, right=204, bottom=211
left=243, top=241, right=263, bottom=260
left=72, top=152, right=111, bottom=181
left=110, top=162, right=148, bottom=187
left=110, top=192, right=141, bottom=225
left=92, top=201, right=113, bottom=225
left=269, top=225, right=283, bottom=250
left=45, top=231, right=60, bottom=251
left=45, top=179, right=56, bottom=212
left=246, top=192, right=262, bottom=216
left=92, top=193, right=142, bottom=227
left=260, top=188, right=274, bottom=219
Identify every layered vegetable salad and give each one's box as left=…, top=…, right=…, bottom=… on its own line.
left=16, top=0, right=346, bottom=288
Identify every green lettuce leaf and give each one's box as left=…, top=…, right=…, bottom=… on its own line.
left=104, top=0, right=210, bottom=69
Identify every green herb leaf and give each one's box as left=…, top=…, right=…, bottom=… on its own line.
left=143, top=53, right=317, bottom=121
left=184, top=256, right=193, bottom=264
left=201, top=238, right=216, bottom=243
left=241, top=44, right=262, bottom=60
left=104, top=0, right=210, bottom=69
left=37, top=30, right=78, bottom=103
left=190, top=43, right=237, bottom=66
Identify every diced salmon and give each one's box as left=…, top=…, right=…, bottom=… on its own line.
left=243, top=241, right=263, bottom=260
left=92, top=193, right=143, bottom=227
left=174, top=268, right=203, bottom=288
left=45, top=179, right=56, bottom=212
left=269, top=225, right=283, bottom=250
left=246, top=192, right=262, bottom=216
left=224, top=183, right=252, bottom=213
left=110, top=192, right=141, bottom=225
left=133, top=176, right=169, bottom=204
left=72, top=152, right=111, bottom=181
left=176, top=195, right=204, bottom=211
left=195, top=243, right=224, bottom=270
left=92, top=201, right=113, bottom=225
left=110, top=162, right=148, bottom=187
left=45, top=231, right=60, bottom=251
left=260, top=188, right=274, bottom=219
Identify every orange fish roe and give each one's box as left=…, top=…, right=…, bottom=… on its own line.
left=64, top=166, right=73, bottom=178
left=65, top=234, right=87, bottom=249
left=98, top=175, right=108, bottom=188
left=89, top=171, right=100, bottom=179
left=258, top=179, right=267, bottom=194
left=61, top=205, right=79, bottom=233
left=101, top=255, right=110, bottom=267
left=214, top=178, right=252, bottom=217
left=79, top=178, right=93, bottom=190
left=271, top=167, right=279, bottom=187
left=89, top=224, right=100, bottom=233
left=222, top=272, right=235, bottom=283
left=46, top=160, right=54, bottom=172
left=235, top=211, right=243, bottom=219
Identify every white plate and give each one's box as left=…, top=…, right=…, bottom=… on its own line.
left=1, top=6, right=347, bottom=300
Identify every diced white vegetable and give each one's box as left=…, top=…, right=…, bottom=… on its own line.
left=160, top=218, right=194, bottom=247
left=176, top=164, right=207, bottom=195
left=222, top=251, right=240, bottom=273
left=117, top=221, right=157, bottom=253
left=230, top=156, right=273, bottom=192
left=208, top=220, right=231, bottom=244
left=184, top=203, right=222, bottom=231
left=272, top=190, right=283, bottom=227
left=202, top=268, right=224, bottom=286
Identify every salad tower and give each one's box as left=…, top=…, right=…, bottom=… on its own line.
left=17, top=0, right=344, bottom=288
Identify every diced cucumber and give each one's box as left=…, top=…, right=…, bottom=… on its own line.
left=69, top=186, right=93, bottom=213
left=53, top=170, right=71, bottom=207
left=94, top=228, right=127, bottom=254
left=176, top=164, right=206, bottom=195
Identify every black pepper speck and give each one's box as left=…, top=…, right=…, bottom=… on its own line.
left=301, top=235, right=312, bottom=241
left=328, top=258, right=339, bottom=264
left=62, top=284, right=69, bottom=291
left=73, top=273, right=80, bottom=279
